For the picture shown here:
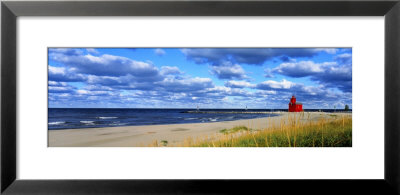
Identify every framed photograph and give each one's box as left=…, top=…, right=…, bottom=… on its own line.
left=47, top=47, right=352, bottom=148
left=2, top=0, right=399, bottom=194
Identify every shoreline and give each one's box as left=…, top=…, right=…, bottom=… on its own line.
left=48, top=112, right=351, bottom=147
left=48, top=113, right=280, bottom=131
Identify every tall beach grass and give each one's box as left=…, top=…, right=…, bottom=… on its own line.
left=149, top=112, right=352, bottom=147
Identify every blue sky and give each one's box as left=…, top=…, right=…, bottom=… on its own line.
left=48, top=48, right=352, bottom=109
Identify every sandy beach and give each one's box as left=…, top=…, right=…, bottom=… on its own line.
left=48, top=112, right=351, bottom=147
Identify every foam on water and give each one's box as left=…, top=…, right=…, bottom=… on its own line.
left=97, top=117, right=118, bottom=119
left=48, top=108, right=299, bottom=130
left=184, top=118, right=197, bottom=120
left=48, top=121, right=66, bottom=125
left=80, top=121, right=95, bottom=124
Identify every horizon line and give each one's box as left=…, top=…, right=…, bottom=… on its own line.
left=48, top=107, right=351, bottom=110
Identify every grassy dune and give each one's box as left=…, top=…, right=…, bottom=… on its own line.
left=150, top=113, right=352, bottom=147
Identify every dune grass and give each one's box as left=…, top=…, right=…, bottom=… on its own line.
left=149, top=113, right=352, bottom=147
left=195, top=113, right=351, bottom=147
left=219, top=126, right=251, bottom=134
left=193, top=113, right=351, bottom=147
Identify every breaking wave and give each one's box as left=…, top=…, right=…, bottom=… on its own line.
left=97, top=117, right=118, bottom=119
left=80, top=121, right=95, bottom=124
left=48, top=121, right=66, bottom=125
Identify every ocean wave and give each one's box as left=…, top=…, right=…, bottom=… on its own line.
left=97, top=117, right=118, bottom=119
left=80, top=121, right=95, bottom=124
left=208, top=118, right=218, bottom=122
left=110, top=122, right=128, bottom=126
left=48, top=121, right=66, bottom=125
left=184, top=117, right=197, bottom=120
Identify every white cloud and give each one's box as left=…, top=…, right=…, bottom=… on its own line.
left=48, top=81, right=67, bottom=86
left=156, top=77, right=214, bottom=92
left=50, top=53, right=160, bottom=78
left=273, top=61, right=335, bottom=77
left=48, top=65, right=87, bottom=82
left=86, top=48, right=99, bottom=54
left=154, top=48, right=166, bottom=56
left=272, top=60, right=352, bottom=92
left=210, top=64, right=247, bottom=80
left=315, top=48, right=338, bottom=54
left=257, top=79, right=294, bottom=90
left=77, top=89, right=110, bottom=96
left=49, top=66, right=65, bottom=74
left=160, top=66, right=183, bottom=75
left=224, top=80, right=255, bottom=88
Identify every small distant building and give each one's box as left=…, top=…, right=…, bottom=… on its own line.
left=288, top=95, right=303, bottom=112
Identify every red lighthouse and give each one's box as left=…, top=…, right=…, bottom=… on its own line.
left=288, top=95, right=303, bottom=112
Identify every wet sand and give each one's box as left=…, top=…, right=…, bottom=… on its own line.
left=48, top=112, right=351, bottom=147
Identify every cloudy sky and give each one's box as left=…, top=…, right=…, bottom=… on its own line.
left=48, top=48, right=352, bottom=109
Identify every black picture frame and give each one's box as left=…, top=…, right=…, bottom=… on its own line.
left=1, top=0, right=399, bottom=194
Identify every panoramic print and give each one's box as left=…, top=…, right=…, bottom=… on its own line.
left=48, top=48, right=352, bottom=147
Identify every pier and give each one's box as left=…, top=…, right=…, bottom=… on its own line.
left=182, top=111, right=275, bottom=114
